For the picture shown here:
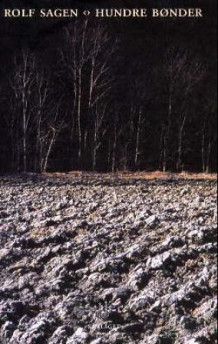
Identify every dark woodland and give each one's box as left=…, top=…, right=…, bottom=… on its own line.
left=0, top=0, right=217, bottom=173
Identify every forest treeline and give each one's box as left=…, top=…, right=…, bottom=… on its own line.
left=0, top=18, right=217, bottom=173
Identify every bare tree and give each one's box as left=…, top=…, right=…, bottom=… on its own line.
left=11, top=48, right=36, bottom=172
left=9, top=48, right=66, bottom=173
left=92, top=104, right=108, bottom=170
left=61, top=20, right=116, bottom=168
left=61, top=20, right=93, bottom=163
left=33, top=68, right=66, bottom=173
left=160, top=47, right=205, bottom=171
left=0, top=19, right=215, bottom=175
left=40, top=103, right=66, bottom=173
left=175, top=57, right=205, bottom=171
left=201, top=100, right=217, bottom=173
left=123, top=72, right=148, bottom=170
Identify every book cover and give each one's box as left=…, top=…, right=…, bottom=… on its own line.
left=0, top=1, right=217, bottom=344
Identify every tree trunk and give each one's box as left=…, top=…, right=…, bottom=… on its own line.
left=201, top=130, right=206, bottom=173
left=42, top=129, right=56, bottom=173
left=93, top=120, right=97, bottom=171
left=135, top=110, right=142, bottom=169
left=89, top=57, right=95, bottom=108
left=35, top=109, right=42, bottom=172
left=112, top=126, right=117, bottom=173
left=176, top=113, right=187, bottom=171
left=22, top=108, right=27, bottom=173
left=159, top=124, right=164, bottom=171
left=163, top=93, right=172, bottom=172
left=77, top=68, right=82, bottom=161
left=206, top=141, right=212, bottom=174
left=107, top=137, right=111, bottom=172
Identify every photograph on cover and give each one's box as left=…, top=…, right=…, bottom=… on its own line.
left=0, top=0, right=217, bottom=343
